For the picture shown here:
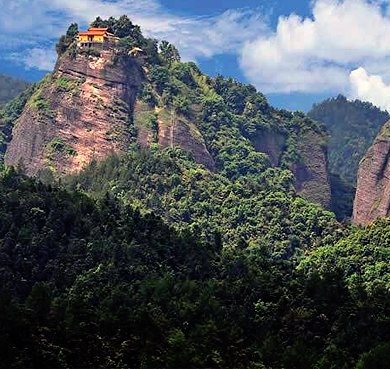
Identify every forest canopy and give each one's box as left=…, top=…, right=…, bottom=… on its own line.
left=1, top=15, right=390, bottom=369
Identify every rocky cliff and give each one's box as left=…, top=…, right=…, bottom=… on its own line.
left=249, top=126, right=331, bottom=208
left=2, top=18, right=331, bottom=209
left=134, top=101, right=215, bottom=171
left=353, top=120, right=390, bottom=225
left=292, top=130, right=331, bottom=208
left=5, top=49, right=144, bottom=176
left=251, top=130, right=286, bottom=166
left=5, top=48, right=215, bottom=175
left=308, top=95, right=389, bottom=185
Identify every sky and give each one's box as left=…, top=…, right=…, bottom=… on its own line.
left=2, top=0, right=390, bottom=112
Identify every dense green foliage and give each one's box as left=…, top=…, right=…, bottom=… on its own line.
left=138, top=52, right=327, bottom=187
left=3, top=16, right=390, bottom=368
left=299, top=218, right=390, bottom=368
left=65, top=148, right=342, bottom=251
left=309, top=95, right=389, bottom=184
left=329, top=173, right=355, bottom=221
left=0, top=75, right=30, bottom=108
left=56, top=23, right=79, bottom=56
left=3, top=163, right=390, bottom=368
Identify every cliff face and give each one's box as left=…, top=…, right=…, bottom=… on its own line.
left=5, top=49, right=215, bottom=175
left=353, top=120, right=390, bottom=225
left=6, top=50, right=144, bottom=176
left=251, top=130, right=286, bottom=166
left=250, top=128, right=331, bottom=208
left=292, top=131, right=331, bottom=208
left=308, top=95, right=389, bottom=185
left=134, top=101, right=215, bottom=171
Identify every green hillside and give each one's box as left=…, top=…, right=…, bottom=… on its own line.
left=0, top=75, right=30, bottom=107
left=309, top=94, right=389, bottom=184
left=3, top=152, right=390, bottom=368
left=1, top=16, right=390, bottom=369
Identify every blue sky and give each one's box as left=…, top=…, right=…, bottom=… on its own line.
left=2, top=0, right=390, bottom=112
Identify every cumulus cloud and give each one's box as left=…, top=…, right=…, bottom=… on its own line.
left=0, top=0, right=267, bottom=70
left=4, top=0, right=390, bottom=113
left=22, top=48, right=58, bottom=71
left=151, top=9, right=267, bottom=61
left=349, top=67, right=390, bottom=111
left=5, top=48, right=58, bottom=71
left=240, top=0, right=390, bottom=94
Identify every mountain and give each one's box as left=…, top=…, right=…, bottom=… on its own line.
left=353, top=119, right=390, bottom=225
left=0, top=75, right=30, bottom=107
left=3, top=15, right=390, bottom=369
left=308, top=94, right=389, bottom=185
left=5, top=48, right=143, bottom=175
left=1, top=18, right=331, bottom=208
left=1, top=150, right=390, bottom=369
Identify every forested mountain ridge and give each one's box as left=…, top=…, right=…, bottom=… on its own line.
left=0, top=75, right=30, bottom=108
left=308, top=94, right=390, bottom=185
left=0, top=16, right=331, bottom=208
left=308, top=95, right=390, bottom=223
left=3, top=156, right=390, bottom=368
left=4, top=16, right=390, bottom=369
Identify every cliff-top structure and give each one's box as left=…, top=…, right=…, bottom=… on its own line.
left=1, top=15, right=331, bottom=208
left=77, top=27, right=119, bottom=48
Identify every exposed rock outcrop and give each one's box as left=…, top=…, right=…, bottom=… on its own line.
left=134, top=101, right=215, bottom=171
left=251, top=129, right=286, bottom=166
left=353, top=120, right=390, bottom=225
left=250, top=128, right=331, bottom=208
left=292, top=130, right=331, bottom=209
left=6, top=49, right=215, bottom=176
left=6, top=50, right=144, bottom=175
left=158, top=115, right=215, bottom=171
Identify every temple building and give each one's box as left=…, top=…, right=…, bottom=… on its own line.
left=77, top=27, right=119, bottom=47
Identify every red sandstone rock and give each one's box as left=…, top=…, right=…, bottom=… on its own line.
left=353, top=120, right=390, bottom=225
left=6, top=50, right=143, bottom=175
left=250, top=129, right=331, bottom=209
left=5, top=49, right=215, bottom=175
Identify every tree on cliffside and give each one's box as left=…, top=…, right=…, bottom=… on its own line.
left=160, top=40, right=181, bottom=65
left=56, top=23, right=78, bottom=56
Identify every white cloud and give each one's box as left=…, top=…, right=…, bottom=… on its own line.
left=5, top=48, right=58, bottom=71
left=240, top=0, right=390, bottom=94
left=150, top=9, right=267, bottom=60
left=349, top=67, right=390, bottom=111
left=0, top=0, right=267, bottom=70
left=4, top=0, right=390, bottom=114
left=23, top=48, right=58, bottom=71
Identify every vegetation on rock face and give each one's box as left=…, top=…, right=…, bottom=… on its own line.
left=138, top=54, right=329, bottom=192
left=308, top=94, right=390, bottom=184
left=0, top=82, right=37, bottom=161
left=56, top=23, right=79, bottom=56
left=45, top=137, right=77, bottom=160
left=308, top=95, right=390, bottom=220
left=3, top=16, right=390, bottom=369
left=2, top=161, right=390, bottom=368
